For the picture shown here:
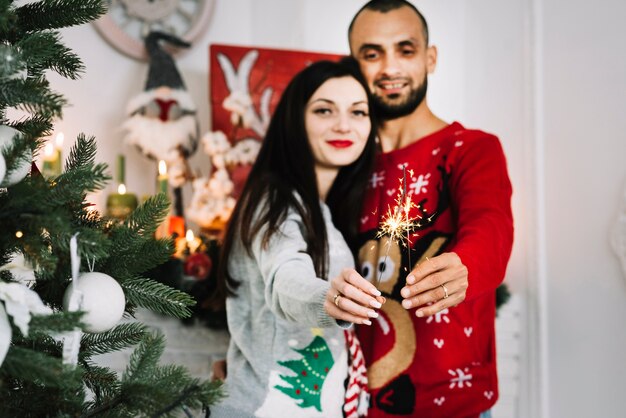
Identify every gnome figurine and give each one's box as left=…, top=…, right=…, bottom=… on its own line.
left=122, top=31, right=199, bottom=185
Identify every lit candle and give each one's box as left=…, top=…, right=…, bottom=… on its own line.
left=106, top=155, right=138, bottom=220
left=117, top=154, right=126, bottom=184
left=106, top=183, right=138, bottom=220
left=42, top=142, right=57, bottom=177
left=55, top=132, right=64, bottom=169
left=186, top=229, right=202, bottom=254
left=158, top=160, right=168, bottom=195
left=41, top=133, right=63, bottom=177
left=174, top=235, right=188, bottom=259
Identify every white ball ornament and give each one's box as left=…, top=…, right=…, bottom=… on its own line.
left=63, top=272, right=126, bottom=333
left=0, top=125, right=31, bottom=187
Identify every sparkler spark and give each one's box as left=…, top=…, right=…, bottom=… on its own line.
left=374, top=167, right=420, bottom=288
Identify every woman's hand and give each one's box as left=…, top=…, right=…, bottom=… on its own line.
left=211, top=359, right=227, bottom=381
left=325, top=268, right=385, bottom=325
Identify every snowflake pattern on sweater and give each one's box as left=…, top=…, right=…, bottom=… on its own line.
left=356, top=122, right=513, bottom=418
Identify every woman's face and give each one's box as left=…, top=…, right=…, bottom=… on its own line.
left=305, top=76, right=371, bottom=172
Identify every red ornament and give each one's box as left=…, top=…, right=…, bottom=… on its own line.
left=184, top=252, right=212, bottom=280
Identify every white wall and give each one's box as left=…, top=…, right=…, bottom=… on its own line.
left=541, top=0, right=626, bottom=417
left=45, top=0, right=626, bottom=417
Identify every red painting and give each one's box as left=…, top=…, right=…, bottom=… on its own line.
left=209, top=44, right=342, bottom=143
left=208, top=44, right=342, bottom=198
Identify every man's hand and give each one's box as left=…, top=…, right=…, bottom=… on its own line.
left=400, top=252, right=468, bottom=317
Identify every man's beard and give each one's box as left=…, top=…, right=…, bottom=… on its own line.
left=372, top=77, right=428, bottom=121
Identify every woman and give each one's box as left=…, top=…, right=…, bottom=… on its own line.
left=211, top=60, right=382, bottom=418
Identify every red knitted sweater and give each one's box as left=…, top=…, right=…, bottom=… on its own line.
left=356, top=122, right=514, bottom=418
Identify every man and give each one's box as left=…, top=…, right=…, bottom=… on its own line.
left=343, top=1, right=514, bottom=417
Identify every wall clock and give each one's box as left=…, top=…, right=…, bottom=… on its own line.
left=93, top=0, right=215, bottom=60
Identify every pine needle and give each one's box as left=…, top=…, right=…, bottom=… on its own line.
left=16, top=0, right=106, bottom=33
left=80, top=322, right=149, bottom=358
left=122, top=277, right=195, bottom=319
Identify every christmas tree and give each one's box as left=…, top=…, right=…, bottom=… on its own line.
left=275, top=336, right=335, bottom=411
left=0, top=0, right=221, bottom=416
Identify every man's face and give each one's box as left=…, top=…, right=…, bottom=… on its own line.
left=349, top=6, right=437, bottom=120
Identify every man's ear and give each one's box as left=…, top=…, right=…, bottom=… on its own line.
left=427, top=45, right=438, bottom=74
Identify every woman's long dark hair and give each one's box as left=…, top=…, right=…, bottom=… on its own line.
left=212, top=59, right=378, bottom=305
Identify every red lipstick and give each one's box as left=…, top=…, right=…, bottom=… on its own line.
left=326, top=140, right=353, bottom=148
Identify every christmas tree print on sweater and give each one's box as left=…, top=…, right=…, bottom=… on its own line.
left=276, top=336, right=333, bottom=410
left=255, top=335, right=347, bottom=418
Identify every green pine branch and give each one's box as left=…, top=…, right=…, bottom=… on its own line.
left=123, top=331, right=165, bottom=383
left=110, top=238, right=172, bottom=278
left=82, top=364, right=122, bottom=400
left=0, top=43, right=25, bottom=79
left=146, top=365, right=223, bottom=417
left=106, top=333, right=222, bottom=417
left=28, top=311, right=85, bottom=335
left=0, top=76, right=66, bottom=118
left=65, top=133, right=98, bottom=171
left=0, top=0, right=16, bottom=34
left=80, top=322, right=149, bottom=358
left=122, top=277, right=195, bottom=319
left=0, top=128, right=32, bottom=181
left=53, top=161, right=110, bottom=196
left=76, top=203, right=106, bottom=230
left=0, top=346, right=82, bottom=387
left=12, top=115, right=52, bottom=144
left=18, top=31, right=84, bottom=79
left=124, top=194, right=171, bottom=237
left=10, top=332, right=63, bottom=359
left=16, top=0, right=106, bottom=33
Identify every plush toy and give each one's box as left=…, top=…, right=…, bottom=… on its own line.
left=122, top=31, right=198, bottom=185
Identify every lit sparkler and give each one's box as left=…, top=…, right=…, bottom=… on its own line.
left=374, top=166, right=420, bottom=288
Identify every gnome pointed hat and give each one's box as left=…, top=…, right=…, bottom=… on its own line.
left=144, top=31, right=191, bottom=91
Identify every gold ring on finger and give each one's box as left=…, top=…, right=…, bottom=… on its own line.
left=333, top=293, right=342, bottom=307
left=440, top=283, right=449, bottom=299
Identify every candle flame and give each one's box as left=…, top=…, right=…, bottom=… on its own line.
left=158, top=160, right=167, bottom=176
left=55, top=132, right=64, bottom=148
left=117, top=183, right=127, bottom=194
left=186, top=229, right=194, bottom=242
left=44, top=142, right=54, bottom=157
